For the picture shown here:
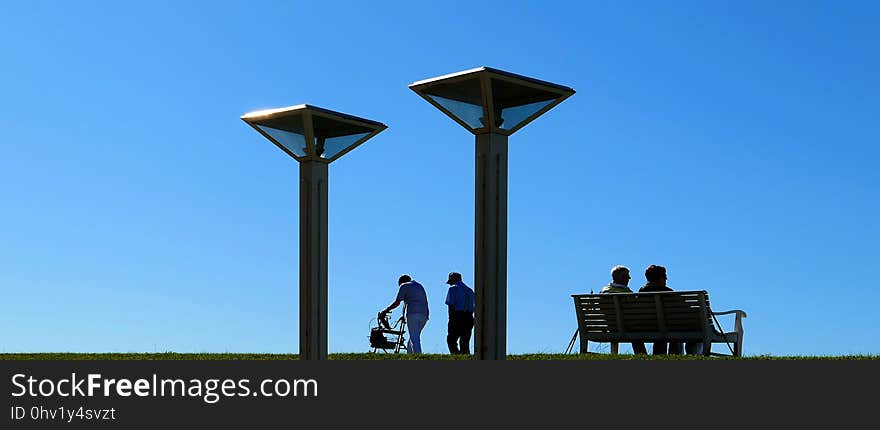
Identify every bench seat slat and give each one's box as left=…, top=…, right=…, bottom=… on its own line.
left=578, top=305, right=703, bottom=313
left=582, top=332, right=706, bottom=342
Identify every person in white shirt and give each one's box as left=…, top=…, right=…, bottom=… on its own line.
left=599, top=265, right=647, bottom=355
left=381, top=274, right=429, bottom=354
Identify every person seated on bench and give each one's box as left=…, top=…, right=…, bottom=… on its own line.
left=639, top=265, right=704, bottom=355
left=600, top=265, right=648, bottom=355
left=600, top=265, right=633, bottom=293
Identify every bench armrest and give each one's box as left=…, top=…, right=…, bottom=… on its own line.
left=712, top=309, right=747, bottom=335
left=712, top=310, right=747, bottom=318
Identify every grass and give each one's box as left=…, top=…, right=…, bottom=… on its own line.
left=1, top=353, right=878, bottom=360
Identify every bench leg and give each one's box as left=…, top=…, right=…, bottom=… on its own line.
left=611, top=342, right=619, bottom=355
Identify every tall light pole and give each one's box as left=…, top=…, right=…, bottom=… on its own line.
left=241, top=104, right=387, bottom=360
left=410, top=67, right=574, bottom=360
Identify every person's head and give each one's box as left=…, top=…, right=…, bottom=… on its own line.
left=446, top=271, right=462, bottom=285
left=645, top=265, right=667, bottom=285
left=610, top=265, right=631, bottom=285
left=398, top=274, right=412, bottom=286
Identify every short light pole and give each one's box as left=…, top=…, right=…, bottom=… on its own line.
left=410, top=67, right=574, bottom=360
left=241, top=105, right=386, bottom=360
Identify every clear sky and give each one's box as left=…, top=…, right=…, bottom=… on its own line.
left=1, top=1, right=877, bottom=356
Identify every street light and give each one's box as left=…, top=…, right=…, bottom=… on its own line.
left=410, top=67, right=574, bottom=360
left=241, top=104, right=387, bottom=360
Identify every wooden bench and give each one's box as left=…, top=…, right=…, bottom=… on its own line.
left=571, top=291, right=747, bottom=356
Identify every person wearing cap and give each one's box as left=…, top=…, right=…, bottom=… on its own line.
left=380, top=274, right=429, bottom=354
left=444, top=272, right=475, bottom=355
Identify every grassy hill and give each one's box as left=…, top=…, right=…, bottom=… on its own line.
left=1, top=353, right=878, bottom=360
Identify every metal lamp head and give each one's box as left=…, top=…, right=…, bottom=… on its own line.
left=409, top=67, right=575, bottom=136
left=241, top=104, right=387, bottom=163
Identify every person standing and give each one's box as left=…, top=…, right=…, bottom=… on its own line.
left=444, top=272, right=475, bottom=355
left=381, top=274, right=429, bottom=354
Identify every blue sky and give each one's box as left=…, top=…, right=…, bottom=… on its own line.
left=1, top=1, right=877, bottom=356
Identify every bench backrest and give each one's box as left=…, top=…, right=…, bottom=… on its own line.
left=571, top=291, right=714, bottom=342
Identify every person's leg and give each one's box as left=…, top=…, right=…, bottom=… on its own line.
left=652, top=342, right=667, bottom=355
left=632, top=342, right=647, bottom=355
left=447, top=317, right=459, bottom=354
left=459, top=313, right=474, bottom=355
left=668, top=342, right=684, bottom=355
left=685, top=341, right=703, bottom=355
left=407, top=314, right=427, bottom=354
left=405, top=319, right=416, bottom=354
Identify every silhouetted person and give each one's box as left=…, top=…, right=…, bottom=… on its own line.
left=444, top=272, right=475, bottom=354
left=381, top=274, right=429, bottom=354
left=639, top=264, right=690, bottom=355
left=639, top=265, right=673, bottom=294
left=600, top=265, right=648, bottom=355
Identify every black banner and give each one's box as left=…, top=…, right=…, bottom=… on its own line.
left=2, top=360, right=875, bottom=428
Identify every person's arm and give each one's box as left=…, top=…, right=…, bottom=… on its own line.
left=382, top=286, right=406, bottom=315
left=382, top=299, right=402, bottom=315
left=445, top=288, right=454, bottom=318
